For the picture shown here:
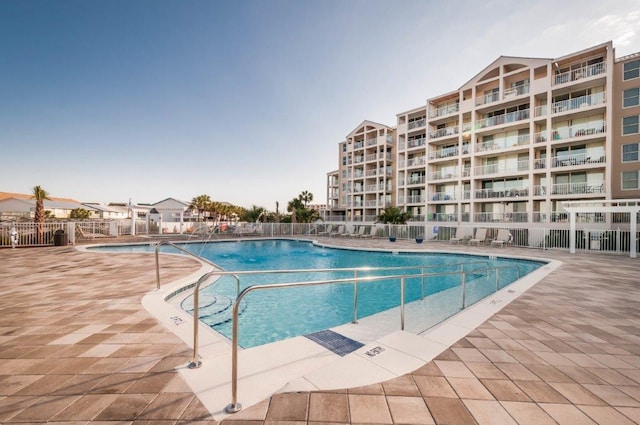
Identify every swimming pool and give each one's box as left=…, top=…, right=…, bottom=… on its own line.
left=95, top=239, right=544, bottom=348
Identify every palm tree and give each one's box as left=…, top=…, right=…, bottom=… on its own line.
left=287, top=197, right=304, bottom=224
left=242, top=205, right=265, bottom=223
left=32, top=185, right=50, bottom=244
left=299, top=191, right=313, bottom=207
left=189, top=194, right=211, bottom=222
left=376, top=207, right=413, bottom=224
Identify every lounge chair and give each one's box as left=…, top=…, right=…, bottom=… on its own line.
left=359, top=226, right=378, bottom=238
left=340, top=225, right=357, bottom=237
left=450, top=227, right=473, bottom=244
left=330, top=225, right=344, bottom=237
left=469, top=228, right=488, bottom=246
left=491, top=229, right=512, bottom=247
left=351, top=226, right=367, bottom=238
left=318, top=224, right=333, bottom=236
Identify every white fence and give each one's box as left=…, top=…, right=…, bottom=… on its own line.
left=2, top=220, right=639, bottom=255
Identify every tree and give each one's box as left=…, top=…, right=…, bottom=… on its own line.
left=376, top=207, right=412, bottom=224
left=70, top=208, right=91, bottom=219
left=299, top=191, right=313, bottom=207
left=189, top=194, right=211, bottom=222
left=287, top=197, right=304, bottom=224
left=241, top=205, right=265, bottom=222
left=32, top=185, right=50, bottom=244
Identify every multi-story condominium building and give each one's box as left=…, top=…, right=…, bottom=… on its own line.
left=327, top=41, right=640, bottom=227
left=613, top=52, right=640, bottom=199
left=329, top=121, right=395, bottom=222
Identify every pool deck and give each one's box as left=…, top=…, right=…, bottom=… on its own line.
left=1, top=236, right=640, bottom=424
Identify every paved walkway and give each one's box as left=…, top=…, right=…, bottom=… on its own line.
left=1, top=238, right=639, bottom=424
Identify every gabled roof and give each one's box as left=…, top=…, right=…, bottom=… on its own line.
left=0, top=191, right=79, bottom=203
left=345, top=120, right=392, bottom=139
left=459, top=55, right=551, bottom=90
left=152, top=197, right=190, bottom=207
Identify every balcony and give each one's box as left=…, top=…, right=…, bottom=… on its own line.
left=430, top=192, right=456, bottom=201
left=406, top=157, right=427, bottom=167
left=407, top=194, right=425, bottom=204
left=534, top=131, right=547, bottom=144
left=534, top=158, right=546, bottom=170
left=476, top=133, right=530, bottom=153
left=551, top=182, right=605, bottom=195
left=407, top=138, right=426, bottom=149
left=429, top=146, right=459, bottom=159
left=534, top=105, right=547, bottom=117
left=474, top=160, right=530, bottom=176
left=551, top=92, right=606, bottom=114
left=429, top=125, right=459, bottom=139
left=552, top=62, right=606, bottom=86
left=551, top=153, right=605, bottom=168
left=354, top=141, right=364, bottom=149
left=474, top=212, right=529, bottom=223
left=503, top=84, right=530, bottom=99
left=475, top=187, right=528, bottom=199
left=550, top=121, right=606, bottom=141
left=408, top=118, right=426, bottom=130
left=406, top=175, right=426, bottom=185
left=476, top=109, right=530, bottom=130
left=430, top=103, right=459, bottom=119
left=366, top=137, right=379, bottom=146
left=430, top=170, right=458, bottom=180
left=476, top=91, right=500, bottom=107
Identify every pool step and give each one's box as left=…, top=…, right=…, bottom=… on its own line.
left=181, top=294, right=248, bottom=327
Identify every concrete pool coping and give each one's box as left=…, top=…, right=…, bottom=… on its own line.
left=132, top=239, right=560, bottom=420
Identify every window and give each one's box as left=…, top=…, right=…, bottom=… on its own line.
left=623, top=143, right=639, bottom=162
left=624, top=59, right=640, bottom=81
left=623, top=116, right=639, bottom=135
left=622, top=171, right=639, bottom=190
left=623, top=88, right=640, bottom=108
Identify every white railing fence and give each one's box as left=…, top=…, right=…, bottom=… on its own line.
left=2, top=220, right=638, bottom=255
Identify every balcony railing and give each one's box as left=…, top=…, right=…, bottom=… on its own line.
left=476, top=133, right=530, bottom=152
left=534, top=158, right=546, bottom=170
left=534, top=131, right=547, bottom=144
left=429, top=103, right=459, bottom=118
left=534, top=105, right=547, bottom=117
left=551, top=92, right=606, bottom=114
left=408, top=118, right=426, bottom=129
left=429, top=126, right=459, bottom=139
left=354, top=142, right=364, bottom=149
left=503, top=84, right=530, bottom=99
left=475, top=91, right=500, bottom=106
left=476, top=109, right=530, bottom=130
left=407, top=138, right=426, bottom=148
left=430, top=192, right=456, bottom=201
left=474, top=212, right=529, bottom=223
left=366, top=137, right=379, bottom=146
left=550, top=121, right=606, bottom=141
left=474, top=160, right=530, bottom=176
left=552, top=62, right=606, bottom=86
left=430, top=146, right=459, bottom=159
left=551, top=182, right=605, bottom=195
left=475, top=188, right=528, bottom=199
left=406, top=175, right=426, bottom=185
left=430, top=170, right=458, bottom=180
left=407, top=195, right=425, bottom=204
left=406, top=157, right=427, bottom=167
left=551, top=153, right=605, bottom=168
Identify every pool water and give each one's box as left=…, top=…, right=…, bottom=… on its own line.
left=95, top=239, right=543, bottom=348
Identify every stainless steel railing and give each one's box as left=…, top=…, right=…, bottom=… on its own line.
left=225, top=270, right=456, bottom=413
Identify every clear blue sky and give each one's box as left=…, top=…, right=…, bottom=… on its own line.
left=1, top=0, right=638, bottom=210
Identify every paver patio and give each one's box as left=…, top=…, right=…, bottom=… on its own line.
left=1, top=237, right=639, bottom=424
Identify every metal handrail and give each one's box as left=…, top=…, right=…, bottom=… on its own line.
left=185, top=261, right=491, bottom=367
left=225, top=270, right=462, bottom=413
left=154, top=241, right=223, bottom=290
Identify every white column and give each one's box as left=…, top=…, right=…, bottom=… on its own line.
left=180, top=211, right=184, bottom=234
left=130, top=209, right=136, bottom=236
left=631, top=210, right=638, bottom=259
left=569, top=211, right=576, bottom=254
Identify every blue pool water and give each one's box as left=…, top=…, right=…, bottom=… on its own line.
left=95, top=239, right=544, bottom=348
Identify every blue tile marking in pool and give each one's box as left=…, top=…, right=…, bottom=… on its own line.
left=305, top=330, right=364, bottom=357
